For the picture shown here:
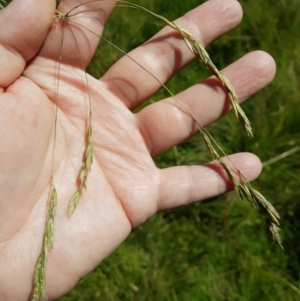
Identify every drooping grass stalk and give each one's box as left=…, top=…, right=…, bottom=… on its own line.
left=103, top=0, right=280, bottom=246
left=167, top=89, right=282, bottom=248
left=117, top=0, right=253, bottom=136
left=113, top=0, right=280, bottom=246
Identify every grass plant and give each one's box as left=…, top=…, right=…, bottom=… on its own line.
left=2, top=0, right=300, bottom=300
left=29, top=1, right=283, bottom=297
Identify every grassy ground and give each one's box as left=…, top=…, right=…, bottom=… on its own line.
left=58, top=0, right=300, bottom=300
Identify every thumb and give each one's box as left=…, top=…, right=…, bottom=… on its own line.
left=0, top=0, right=55, bottom=87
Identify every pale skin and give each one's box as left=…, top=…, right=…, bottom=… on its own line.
left=0, top=0, right=276, bottom=300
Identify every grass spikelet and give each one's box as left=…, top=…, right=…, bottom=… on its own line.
left=44, top=191, right=57, bottom=255
left=86, top=126, right=93, bottom=171
left=269, top=223, right=283, bottom=248
left=79, top=165, right=87, bottom=189
left=249, top=188, right=283, bottom=248
left=68, top=189, right=81, bottom=217
left=31, top=255, right=46, bottom=301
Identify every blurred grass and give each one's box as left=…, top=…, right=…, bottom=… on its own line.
left=58, top=0, right=300, bottom=300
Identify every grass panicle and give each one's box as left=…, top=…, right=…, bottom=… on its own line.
left=117, top=0, right=253, bottom=136
left=165, top=22, right=253, bottom=137
left=47, top=7, right=283, bottom=297
left=67, top=124, right=93, bottom=216
left=55, top=9, right=94, bottom=217
left=196, top=123, right=282, bottom=248
left=61, top=0, right=300, bottom=299
left=31, top=184, right=57, bottom=301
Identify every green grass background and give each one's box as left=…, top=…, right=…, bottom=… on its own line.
left=58, top=0, right=300, bottom=300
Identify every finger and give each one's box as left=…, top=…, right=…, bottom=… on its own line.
left=39, top=0, right=117, bottom=67
left=137, top=51, right=276, bottom=156
left=101, top=0, right=243, bottom=109
left=157, top=152, right=262, bottom=212
left=0, top=0, right=54, bottom=87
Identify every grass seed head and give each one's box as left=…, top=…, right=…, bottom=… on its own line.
left=68, top=189, right=81, bottom=217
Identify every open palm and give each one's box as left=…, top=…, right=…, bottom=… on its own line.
left=0, top=0, right=275, bottom=299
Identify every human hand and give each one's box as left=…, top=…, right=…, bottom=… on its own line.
left=0, top=0, right=275, bottom=299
